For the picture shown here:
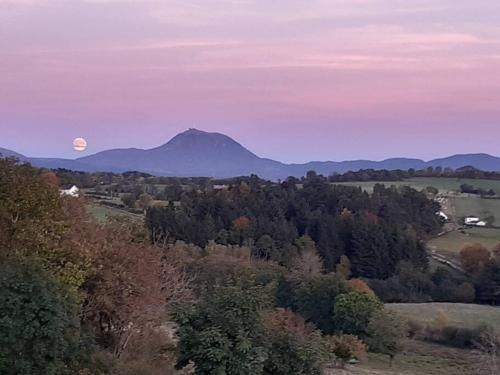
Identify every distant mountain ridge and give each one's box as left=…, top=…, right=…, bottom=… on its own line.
left=2, top=129, right=500, bottom=180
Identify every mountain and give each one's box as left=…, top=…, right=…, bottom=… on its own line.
left=0, top=147, right=28, bottom=161
left=3, top=129, right=500, bottom=179
left=426, top=153, right=500, bottom=171
left=77, top=128, right=288, bottom=179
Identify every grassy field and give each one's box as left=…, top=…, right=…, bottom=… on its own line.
left=327, top=303, right=500, bottom=374
left=428, top=228, right=500, bottom=261
left=450, top=196, right=500, bottom=220
left=86, top=204, right=143, bottom=223
left=329, top=340, right=483, bottom=375
left=335, top=177, right=500, bottom=194
left=386, top=303, right=500, bottom=329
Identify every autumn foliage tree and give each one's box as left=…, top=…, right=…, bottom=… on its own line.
left=81, top=222, right=166, bottom=356
left=348, top=279, right=376, bottom=298
left=0, top=159, right=192, bottom=373
left=0, top=158, right=93, bottom=292
left=460, top=243, right=492, bottom=274
left=260, top=309, right=332, bottom=375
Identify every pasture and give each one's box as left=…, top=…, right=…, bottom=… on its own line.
left=355, top=341, right=480, bottom=375
left=428, top=228, right=500, bottom=261
left=86, top=204, right=143, bottom=223
left=387, top=302, right=500, bottom=329
left=450, top=196, right=500, bottom=221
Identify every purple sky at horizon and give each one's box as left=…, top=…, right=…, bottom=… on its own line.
left=1, top=0, right=500, bottom=163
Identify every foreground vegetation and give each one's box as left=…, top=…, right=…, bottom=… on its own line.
left=2, top=159, right=500, bottom=374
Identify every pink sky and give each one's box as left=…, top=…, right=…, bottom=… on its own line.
left=1, top=0, right=500, bottom=162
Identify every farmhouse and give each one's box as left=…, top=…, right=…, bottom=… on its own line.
left=60, top=185, right=80, bottom=197
left=464, top=216, right=487, bottom=227
left=437, top=211, right=449, bottom=221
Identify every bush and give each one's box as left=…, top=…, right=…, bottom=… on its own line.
left=420, top=322, right=490, bottom=349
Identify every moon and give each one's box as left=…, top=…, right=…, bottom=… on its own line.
left=73, top=137, right=87, bottom=152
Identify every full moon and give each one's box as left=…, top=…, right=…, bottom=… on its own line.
left=73, top=137, right=87, bottom=152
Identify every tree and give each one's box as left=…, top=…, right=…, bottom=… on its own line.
left=232, top=216, right=251, bottom=244
left=460, top=243, right=491, bottom=274
left=0, top=259, right=81, bottom=375
left=476, top=262, right=500, bottom=304
left=173, top=283, right=274, bottom=374
left=349, top=223, right=390, bottom=279
left=348, top=279, right=376, bottom=298
left=121, top=193, right=136, bottom=208
left=81, top=222, right=167, bottom=357
left=0, top=159, right=92, bottom=292
left=137, top=192, right=153, bottom=211
left=333, top=292, right=383, bottom=336
left=254, top=234, right=277, bottom=260
left=336, top=255, right=351, bottom=280
left=291, top=235, right=323, bottom=275
left=325, top=335, right=366, bottom=368
left=281, top=274, right=348, bottom=334
left=366, top=309, right=408, bottom=367
left=260, top=309, right=331, bottom=375
left=0, top=159, right=64, bottom=258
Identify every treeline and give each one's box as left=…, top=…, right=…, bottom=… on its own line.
left=55, top=165, right=500, bottom=193
left=147, top=172, right=442, bottom=279
left=54, top=167, right=251, bottom=191
left=460, top=183, right=496, bottom=196
left=328, top=166, right=500, bottom=183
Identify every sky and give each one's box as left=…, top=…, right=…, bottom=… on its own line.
left=1, top=0, right=500, bottom=163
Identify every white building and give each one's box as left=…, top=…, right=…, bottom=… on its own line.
left=464, top=216, right=487, bottom=227
left=437, top=211, right=449, bottom=221
left=464, top=216, right=480, bottom=225
left=60, top=185, right=80, bottom=197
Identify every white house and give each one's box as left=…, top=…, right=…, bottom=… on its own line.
left=464, top=216, right=487, bottom=227
left=60, top=185, right=80, bottom=197
left=437, top=211, right=449, bottom=221
left=464, top=216, right=480, bottom=225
